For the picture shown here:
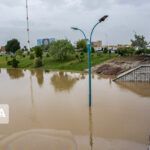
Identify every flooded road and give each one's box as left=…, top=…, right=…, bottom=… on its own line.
left=0, top=69, right=150, bottom=150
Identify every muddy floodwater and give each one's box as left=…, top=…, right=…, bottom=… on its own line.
left=0, top=68, right=150, bottom=150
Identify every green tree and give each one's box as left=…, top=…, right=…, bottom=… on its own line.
left=131, top=34, right=147, bottom=49
left=49, top=40, right=75, bottom=61
left=5, top=39, right=20, bottom=53
left=34, top=46, right=43, bottom=58
left=76, top=39, right=87, bottom=52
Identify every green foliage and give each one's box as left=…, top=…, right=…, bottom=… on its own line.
left=80, top=52, right=85, bottom=62
left=45, top=45, right=49, bottom=50
left=7, top=58, right=19, bottom=68
left=76, top=39, right=87, bottom=52
left=131, top=34, right=147, bottom=49
left=91, top=47, right=95, bottom=53
left=16, top=49, right=23, bottom=57
left=34, top=46, right=43, bottom=58
left=49, top=40, right=75, bottom=61
left=103, top=47, right=108, bottom=54
left=29, top=53, right=35, bottom=59
left=34, top=57, right=43, bottom=68
left=46, top=53, right=50, bottom=57
left=96, top=52, right=102, bottom=57
left=23, top=46, right=28, bottom=51
left=0, top=53, right=117, bottom=71
left=117, top=47, right=135, bottom=56
left=5, top=39, right=20, bottom=53
left=145, top=49, right=150, bottom=54
left=135, top=49, right=150, bottom=55
left=75, top=52, right=85, bottom=62
left=27, top=51, right=30, bottom=55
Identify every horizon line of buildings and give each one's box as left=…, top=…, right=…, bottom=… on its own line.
left=1, top=37, right=143, bottom=54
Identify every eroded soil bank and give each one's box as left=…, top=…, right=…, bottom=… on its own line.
left=87, top=56, right=150, bottom=75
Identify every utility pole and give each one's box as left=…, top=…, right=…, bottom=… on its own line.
left=26, top=0, right=30, bottom=51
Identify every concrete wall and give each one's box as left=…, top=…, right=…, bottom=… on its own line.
left=114, top=65, right=150, bottom=82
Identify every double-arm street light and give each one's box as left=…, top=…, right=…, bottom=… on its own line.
left=71, top=15, right=108, bottom=107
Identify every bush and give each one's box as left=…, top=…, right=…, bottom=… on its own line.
left=16, top=49, right=23, bottom=57
left=34, top=57, right=43, bottom=68
left=27, top=51, right=30, bottom=55
left=80, top=52, right=85, bottom=61
left=46, top=53, right=50, bottom=57
left=117, top=47, right=135, bottom=56
left=33, top=46, right=43, bottom=58
left=135, top=49, right=144, bottom=55
left=96, top=52, right=102, bottom=57
left=30, top=53, right=35, bottom=59
left=103, top=47, right=108, bottom=54
left=7, top=58, right=19, bottom=68
left=145, top=49, right=150, bottom=54
left=91, top=47, right=95, bottom=53
left=23, top=54, right=26, bottom=58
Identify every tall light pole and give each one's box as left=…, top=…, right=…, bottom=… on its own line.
left=26, top=0, right=30, bottom=51
left=71, top=15, right=108, bottom=107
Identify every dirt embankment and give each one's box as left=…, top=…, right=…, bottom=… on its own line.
left=90, top=56, right=150, bottom=76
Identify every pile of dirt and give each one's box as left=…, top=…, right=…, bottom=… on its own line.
left=93, top=56, right=150, bottom=76
left=96, top=64, right=122, bottom=75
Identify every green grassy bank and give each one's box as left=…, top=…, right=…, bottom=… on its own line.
left=0, top=53, right=117, bottom=71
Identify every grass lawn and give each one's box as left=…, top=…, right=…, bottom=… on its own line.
left=0, top=53, right=118, bottom=71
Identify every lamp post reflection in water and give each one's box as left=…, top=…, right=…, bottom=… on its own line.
left=89, top=107, right=93, bottom=150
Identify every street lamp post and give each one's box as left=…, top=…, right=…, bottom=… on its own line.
left=71, top=15, right=108, bottom=107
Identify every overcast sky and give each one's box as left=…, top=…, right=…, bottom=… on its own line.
left=0, top=0, right=150, bottom=47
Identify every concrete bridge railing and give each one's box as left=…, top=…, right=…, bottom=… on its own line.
left=113, top=64, right=150, bottom=82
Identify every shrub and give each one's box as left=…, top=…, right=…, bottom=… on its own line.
left=46, top=53, right=50, bottom=57
left=76, top=54, right=80, bottom=61
left=117, top=47, right=135, bottom=56
left=145, top=49, right=150, bottom=54
left=34, top=57, right=43, bottom=68
left=16, top=49, right=23, bottom=57
left=91, top=47, right=95, bottom=53
left=135, top=49, right=144, bottom=55
left=103, top=47, right=108, bottom=54
left=34, top=46, right=43, bottom=58
left=7, top=58, right=19, bottom=68
left=80, top=52, right=85, bottom=61
left=27, top=51, right=30, bottom=55
left=30, top=53, right=35, bottom=59
left=96, top=52, right=102, bottom=57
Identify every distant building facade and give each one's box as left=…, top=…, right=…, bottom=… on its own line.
left=92, top=41, right=102, bottom=49
left=0, top=46, right=6, bottom=54
left=37, top=38, right=55, bottom=46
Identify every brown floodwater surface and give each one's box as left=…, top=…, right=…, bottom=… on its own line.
left=0, top=69, right=150, bottom=150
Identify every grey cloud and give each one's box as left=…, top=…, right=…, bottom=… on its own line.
left=0, top=0, right=150, bottom=47
left=116, top=0, right=150, bottom=6
left=0, top=0, right=24, bottom=7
